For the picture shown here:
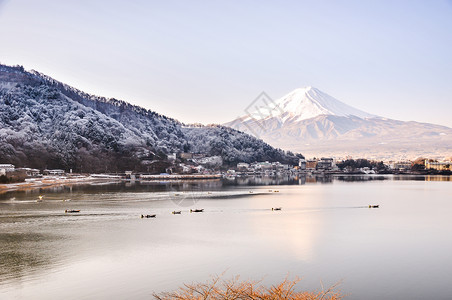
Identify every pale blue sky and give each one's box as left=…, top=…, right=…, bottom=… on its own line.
left=1, top=0, right=451, bottom=127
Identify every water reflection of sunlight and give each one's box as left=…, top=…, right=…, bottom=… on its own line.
left=250, top=192, right=325, bottom=262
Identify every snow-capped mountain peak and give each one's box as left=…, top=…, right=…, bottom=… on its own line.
left=274, top=86, right=377, bottom=122
left=225, top=86, right=452, bottom=160
left=243, top=86, right=377, bottom=123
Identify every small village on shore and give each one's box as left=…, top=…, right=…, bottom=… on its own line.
left=1, top=152, right=451, bottom=192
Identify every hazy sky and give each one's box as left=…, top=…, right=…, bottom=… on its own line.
left=1, top=0, right=451, bottom=127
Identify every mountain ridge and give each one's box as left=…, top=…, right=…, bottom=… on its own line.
left=226, top=86, right=452, bottom=160
left=0, top=64, right=299, bottom=172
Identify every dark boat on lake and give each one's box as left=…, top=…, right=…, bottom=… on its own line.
left=172, top=211, right=182, bottom=214
left=65, top=209, right=80, bottom=213
left=272, top=207, right=282, bottom=211
left=190, top=209, right=204, bottom=213
left=141, top=214, right=156, bottom=218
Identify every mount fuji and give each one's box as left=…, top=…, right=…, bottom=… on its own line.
left=225, top=87, right=452, bottom=160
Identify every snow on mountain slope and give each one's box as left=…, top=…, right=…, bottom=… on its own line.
left=225, top=87, right=452, bottom=160
left=245, top=86, right=377, bottom=123
left=0, top=64, right=299, bottom=171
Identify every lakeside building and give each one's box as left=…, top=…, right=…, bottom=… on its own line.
left=392, top=161, right=412, bottom=171
left=234, top=161, right=297, bottom=174
left=237, top=162, right=250, bottom=170
left=270, top=162, right=289, bottom=171
left=17, top=168, right=40, bottom=177
left=425, top=160, right=451, bottom=171
left=298, top=159, right=306, bottom=170
left=0, top=164, right=15, bottom=175
left=257, top=161, right=273, bottom=170
left=306, top=160, right=317, bottom=170
left=316, top=158, right=334, bottom=170
left=43, top=169, right=65, bottom=176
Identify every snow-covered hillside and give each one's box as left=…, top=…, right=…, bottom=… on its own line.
left=0, top=64, right=298, bottom=171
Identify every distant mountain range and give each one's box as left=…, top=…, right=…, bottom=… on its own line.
left=0, top=64, right=298, bottom=172
left=225, top=87, right=452, bottom=160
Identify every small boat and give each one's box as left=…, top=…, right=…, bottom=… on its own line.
left=249, top=191, right=254, bottom=193
left=65, top=209, right=80, bottom=213
left=369, top=205, right=380, bottom=208
left=272, top=207, right=282, bottom=211
left=273, top=190, right=280, bottom=193
left=190, top=209, right=204, bottom=213
left=141, top=214, right=156, bottom=218
left=172, top=211, right=182, bottom=214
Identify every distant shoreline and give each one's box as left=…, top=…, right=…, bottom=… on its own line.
left=0, top=176, right=122, bottom=194
left=2, top=172, right=450, bottom=195
left=0, top=174, right=224, bottom=194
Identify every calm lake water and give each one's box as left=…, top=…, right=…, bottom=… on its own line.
left=1, top=175, right=452, bottom=299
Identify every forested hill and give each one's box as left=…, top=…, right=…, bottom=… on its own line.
left=0, top=64, right=299, bottom=172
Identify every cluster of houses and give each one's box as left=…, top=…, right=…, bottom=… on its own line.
left=0, top=164, right=65, bottom=177
left=424, top=160, right=452, bottom=171
left=230, top=158, right=337, bottom=175
left=165, top=153, right=223, bottom=174
left=1, top=156, right=451, bottom=180
left=385, top=160, right=451, bottom=172
left=169, top=152, right=452, bottom=175
left=230, top=157, right=452, bottom=175
left=302, top=158, right=336, bottom=171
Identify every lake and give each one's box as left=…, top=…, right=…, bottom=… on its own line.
left=1, top=175, right=452, bottom=299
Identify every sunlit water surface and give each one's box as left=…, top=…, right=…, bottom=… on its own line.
left=1, top=175, right=452, bottom=299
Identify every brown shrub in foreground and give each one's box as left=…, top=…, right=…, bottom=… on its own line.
left=154, top=275, right=343, bottom=300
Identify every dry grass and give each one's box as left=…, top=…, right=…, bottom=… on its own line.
left=154, top=275, right=343, bottom=300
